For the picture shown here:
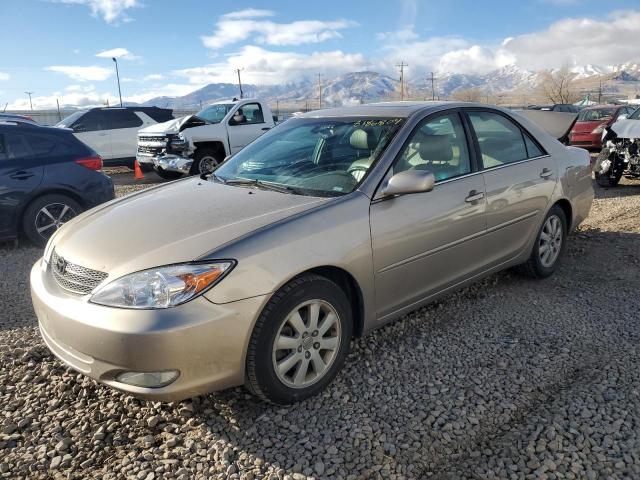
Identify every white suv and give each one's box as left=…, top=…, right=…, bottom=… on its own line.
left=56, top=107, right=174, bottom=167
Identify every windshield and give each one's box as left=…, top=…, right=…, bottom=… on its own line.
left=577, top=108, right=615, bottom=122
left=195, top=104, right=234, bottom=124
left=629, top=108, right=640, bottom=120
left=214, top=117, right=405, bottom=197
left=55, top=110, right=86, bottom=128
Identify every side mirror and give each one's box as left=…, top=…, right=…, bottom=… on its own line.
left=73, top=123, right=86, bottom=132
left=381, top=170, right=435, bottom=197
left=618, top=114, right=628, bottom=120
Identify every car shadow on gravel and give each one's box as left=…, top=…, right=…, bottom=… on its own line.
left=593, top=178, right=640, bottom=200
left=3, top=230, right=640, bottom=478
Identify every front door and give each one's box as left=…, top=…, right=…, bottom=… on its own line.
left=465, top=109, right=557, bottom=267
left=106, top=109, right=145, bottom=159
left=72, top=110, right=112, bottom=159
left=227, top=103, right=270, bottom=154
left=369, top=111, right=487, bottom=320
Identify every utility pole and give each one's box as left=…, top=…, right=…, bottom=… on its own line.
left=56, top=98, right=62, bottom=122
left=597, top=80, right=603, bottom=103
left=234, top=68, right=244, bottom=99
left=112, top=58, right=123, bottom=106
left=24, top=91, right=34, bottom=110
left=396, top=62, right=408, bottom=101
left=318, top=73, right=322, bottom=109
left=430, top=72, right=436, bottom=101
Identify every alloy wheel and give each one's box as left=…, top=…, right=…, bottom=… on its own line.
left=539, top=214, right=563, bottom=268
left=34, top=203, right=77, bottom=241
left=272, top=299, right=341, bottom=389
left=198, top=156, right=221, bottom=175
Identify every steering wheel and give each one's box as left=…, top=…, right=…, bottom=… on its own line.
left=347, top=165, right=369, bottom=182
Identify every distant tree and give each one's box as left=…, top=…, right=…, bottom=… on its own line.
left=451, top=87, right=484, bottom=102
left=539, top=65, right=580, bottom=104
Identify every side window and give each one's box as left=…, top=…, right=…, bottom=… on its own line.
left=106, top=110, right=143, bottom=129
left=393, top=112, right=471, bottom=182
left=26, top=133, right=58, bottom=156
left=74, top=111, right=107, bottom=132
left=523, top=132, right=544, bottom=158
left=5, top=133, right=34, bottom=160
left=468, top=111, right=528, bottom=168
left=233, top=103, right=264, bottom=125
left=0, top=134, right=7, bottom=161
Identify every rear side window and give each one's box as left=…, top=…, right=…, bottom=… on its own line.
left=144, top=109, right=173, bottom=122
left=468, top=111, right=528, bottom=168
left=27, top=133, right=58, bottom=156
left=4, top=133, right=34, bottom=160
left=105, top=110, right=143, bottom=129
left=74, top=111, right=108, bottom=132
left=523, top=133, right=544, bottom=158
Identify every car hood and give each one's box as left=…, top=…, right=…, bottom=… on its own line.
left=138, top=116, right=192, bottom=135
left=52, top=178, right=330, bottom=281
left=572, top=120, right=607, bottom=133
left=610, top=118, right=640, bottom=139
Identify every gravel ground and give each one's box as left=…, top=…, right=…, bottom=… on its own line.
left=1, top=173, right=640, bottom=479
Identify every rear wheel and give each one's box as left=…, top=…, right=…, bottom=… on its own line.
left=517, top=205, right=567, bottom=279
left=245, top=274, right=353, bottom=404
left=189, top=148, right=224, bottom=176
left=22, top=194, right=82, bottom=248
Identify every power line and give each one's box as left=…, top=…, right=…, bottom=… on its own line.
left=24, top=91, right=34, bottom=110
left=396, top=62, right=408, bottom=101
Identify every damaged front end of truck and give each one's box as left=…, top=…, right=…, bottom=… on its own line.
left=594, top=118, right=640, bottom=187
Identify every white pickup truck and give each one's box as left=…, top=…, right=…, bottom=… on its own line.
left=136, top=98, right=275, bottom=179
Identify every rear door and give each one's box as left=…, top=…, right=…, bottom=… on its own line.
left=369, top=110, right=487, bottom=320
left=0, top=127, right=43, bottom=237
left=71, top=110, right=112, bottom=159
left=464, top=109, right=557, bottom=267
left=104, top=109, right=144, bottom=160
left=227, top=102, right=270, bottom=154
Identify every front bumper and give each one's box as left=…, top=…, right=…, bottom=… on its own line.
left=569, top=133, right=602, bottom=149
left=31, top=260, right=267, bottom=401
left=136, top=154, right=193, bottom=174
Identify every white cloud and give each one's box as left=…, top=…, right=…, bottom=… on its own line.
left=0, top=72, right=9, bottom=81
left=96, top=47, right=140, bottom=60
left=202, top=10, right=356, bottom=49
left=143, top=74, right=164, bottom=81
left=46, top=65, right=113, bottom=82
left=51, top=0, right=140, bottom=24
left=174, top=45, right=369, bottom=85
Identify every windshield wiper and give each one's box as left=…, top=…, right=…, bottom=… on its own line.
left=224, top=178, right=302, bottom=194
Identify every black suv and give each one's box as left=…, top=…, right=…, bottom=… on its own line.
left=0, top=122, right=115, bottom=247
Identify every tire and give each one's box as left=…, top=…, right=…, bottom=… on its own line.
left=22, top=194, right=82, bottom=248
left=517, top=205, right=567, bottom=279
left=245, top=274, right=353, bottom=405
left=595, top=170, right=622, bottom=187
left=189, top=148, right=224, bottom=176
left=155, top=169, right=183, bottom=180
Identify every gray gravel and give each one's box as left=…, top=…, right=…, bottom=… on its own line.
left=1, top=174, right=640, bottom=479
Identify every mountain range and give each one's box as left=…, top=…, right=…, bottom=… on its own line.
left=142, top=63, right=640, bottom=110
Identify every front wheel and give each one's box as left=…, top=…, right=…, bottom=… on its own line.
left=517, top=205, right=567, bottom=279
left=189, top=148, right=224, bottom=176
left=245, top=274, right=353, bottom=404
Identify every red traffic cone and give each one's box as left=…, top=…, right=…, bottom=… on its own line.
left=134, top=160, right=145, bottom=180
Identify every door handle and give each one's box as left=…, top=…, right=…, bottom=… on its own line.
left=465, top=190, right=485, bottom=203
left=540, top=168, right=553, bottom=179
left=10, top=171, right=34, bottom=180
left=261, top=127, right=271, bottom=131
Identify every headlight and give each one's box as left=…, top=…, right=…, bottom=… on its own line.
left=592, top=125, right=605, bottom=134
left=90, top=261, right=235, bottom=309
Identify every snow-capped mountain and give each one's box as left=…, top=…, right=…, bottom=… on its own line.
left=142, top=63, right=640, bottom=109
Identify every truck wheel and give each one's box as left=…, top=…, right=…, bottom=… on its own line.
left=155, top=169, right=183, bottom=180
left=595, top=170, right=622, bottom=187
left=594, top=150, right=623, bottom=187
left=190, top=148, right=224, bottom=176
left=245, top=274, right=353, bottom=405
left=22, top=194, right=82, bottom=248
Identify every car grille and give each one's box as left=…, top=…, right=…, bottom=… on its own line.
left=50, top=249, right=108, bottom=295
left=138, top=135, right=167, bottom=143
left=138, top=145, right=164, bottom=156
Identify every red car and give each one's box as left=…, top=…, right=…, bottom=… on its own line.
left=569, top=105, right=636, bottom=149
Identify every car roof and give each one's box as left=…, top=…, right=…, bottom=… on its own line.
left=297, top=101, right=486, bottom=119
left=88, top=106, right=171, bottom=112
left=0, top=122, right=71, bottom=134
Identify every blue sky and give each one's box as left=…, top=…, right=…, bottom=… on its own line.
left=1, top=0, right=639, bottom=109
